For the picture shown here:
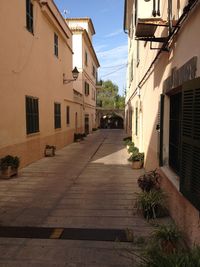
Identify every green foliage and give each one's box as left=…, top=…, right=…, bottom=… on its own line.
left=128, top=143, right=138, bottom=154
left=136, top=190, right=167, bottom=220
left=96, top=80, right=125, bottom=109
left=0, top=155, right=20, bottom=170
left=153, top=224, right=182, bottom=244
left=140, top=246, right=200, bottom=267
left=129, top=152, right=144, bottom=162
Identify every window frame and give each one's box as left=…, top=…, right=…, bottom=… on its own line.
left=25, top=96, right=39, bottom=135
left=54, top=102, right=61, bottom=129
left=54, top=33, right=59, bottom=57
left=26, top=0, right=34, bottom=33
left=66, top=106, right=70, bottom=125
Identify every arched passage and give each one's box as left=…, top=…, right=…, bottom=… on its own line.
left=100, top=113, right=124, bottom=129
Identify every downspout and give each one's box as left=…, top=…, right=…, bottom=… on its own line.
left=168, top=0, right=173, bottom=35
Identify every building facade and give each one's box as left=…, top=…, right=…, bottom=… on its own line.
left=66, top=18, right=100, bottom=134
left=124, top=0, right=200, bottom=245
left=0, top=0, right=82, bottom=167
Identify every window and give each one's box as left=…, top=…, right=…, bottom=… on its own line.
left=66, top=106, right=70, bottom=125
left=54, top=33, right=58, bottom=57
left=169, top=93, right=182, bottom=174
left=92, top=65, right=96, bottom=77
left=180, top=78, right=200, bottom=211
left=135, top=107, right=138, bottom=136
left=26, top=96, right=39, bottom=134
left=85, top=51, right=88, bottom=66
left=54, top=103, right=61, bottom=129
left=85, top=82, right=89, bottom=95
left=26, top=0, right=33, bottom=33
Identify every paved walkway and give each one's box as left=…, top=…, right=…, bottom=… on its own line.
left=0, top=130, right=161, bottom=266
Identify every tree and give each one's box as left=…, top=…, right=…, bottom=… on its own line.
left=97, top=80, right=125, bottom=109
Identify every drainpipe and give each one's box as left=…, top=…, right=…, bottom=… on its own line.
left=168, top=0, right=173, bottom=35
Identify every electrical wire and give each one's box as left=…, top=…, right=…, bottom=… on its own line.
left=100, top=64, right=128, bottom=78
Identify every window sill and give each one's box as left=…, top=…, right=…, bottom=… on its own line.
left=26, top=132, right=40, bottom=138
left=160, top=165, right=180, bottom=191
left=55, top=128, right=61, bottom=131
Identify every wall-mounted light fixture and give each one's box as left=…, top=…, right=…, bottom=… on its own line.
left=63, top=67, right=79, bottom=84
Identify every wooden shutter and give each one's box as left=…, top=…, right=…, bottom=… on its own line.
left=180, top=77, right=200, bottom=210
left=158, top=94, right=164, bottom=166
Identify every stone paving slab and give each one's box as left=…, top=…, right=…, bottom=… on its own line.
left=0, top=129, right=170, bottom=266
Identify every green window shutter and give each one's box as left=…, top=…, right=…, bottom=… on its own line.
left=158, top=94, right=165, bottom=166
left=180, top=77, right=200, bottom=211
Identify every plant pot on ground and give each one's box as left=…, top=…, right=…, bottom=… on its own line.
left=128, top=151, right=144, bottom=169
left=138, top=169, right=161, bottom=192
left=44, top=145, right=56, bottom=157
left=0, top=155, right=20, bottom=179
left=74, top=133, right=85, bottom=142
left=135, top=189, right=168, bottom=220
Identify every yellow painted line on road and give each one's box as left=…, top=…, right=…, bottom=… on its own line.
left=50, top=228, right=64, bottom=239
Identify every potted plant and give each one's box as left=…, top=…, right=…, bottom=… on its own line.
left=138, top=169, right=161, bottom=192
left=44, top=145, right=56, bottom=157
left=0, top=155, right=20, bottom=178
left=127, top=143, right=137, bottom=153
left=123, top=136, right=132, bottom=147
left=152, top=224, right=182, bottom=254
left=128, top=152, right=144, bottom=169
left=135, top=189, right=168, bottom=220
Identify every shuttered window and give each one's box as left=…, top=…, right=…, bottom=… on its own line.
left=158, top=94, right=164, bottom=166
left=54, top=103, right=61, bottom=129
left=26, top=96, right=39, bottom=134
left=54, top=33, right=58, bottom=57
left=180, top=77, right=200, bottom=211
left=85, top=82, right=89, bottom=96
left=66, top=106, right=70, bottom=125
left=169, top=93, right=182, bottom=174
left=26, top=0, right=33, bottom=33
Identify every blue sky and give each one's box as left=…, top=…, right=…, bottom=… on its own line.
left=54, top=0, right=128, bottom=96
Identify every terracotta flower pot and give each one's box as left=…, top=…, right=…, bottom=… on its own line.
left=1, top=166, right=18, bottom=179
left=131, top=161, right=143, bottom=169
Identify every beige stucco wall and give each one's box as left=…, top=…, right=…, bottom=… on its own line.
left=66, top=18, right=99, bottom=133
left=125, top=0, right=200, bottom=245
left=0, top=0, right=83, bottom=167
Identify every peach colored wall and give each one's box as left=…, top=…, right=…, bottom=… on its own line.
left=0, top=0, right=82, bottom=167
left=125, top=0, right=200, bottom=245
left=160, top=169, right=200, bottom=247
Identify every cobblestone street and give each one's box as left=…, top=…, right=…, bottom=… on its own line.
left=0, top=130, right=157, bottom=266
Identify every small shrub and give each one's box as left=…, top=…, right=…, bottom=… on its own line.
left=123, top=136, right=132, bottom=146
left=128, top=143, right=138, bottom=154
left=0, top=155, right=20, bottom=170
left=128, top=152, right=144, bottom=162
left=152, top=224, right=183, bottom=253
left=138, top=169, right=160, bottom=192
left=136, top=189, right=168, bottom=220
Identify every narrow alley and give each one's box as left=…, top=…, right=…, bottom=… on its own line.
left=0, top=130, right=156, bottom=266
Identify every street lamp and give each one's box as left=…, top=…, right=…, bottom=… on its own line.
left=63, top=67, right=79, bottom=84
